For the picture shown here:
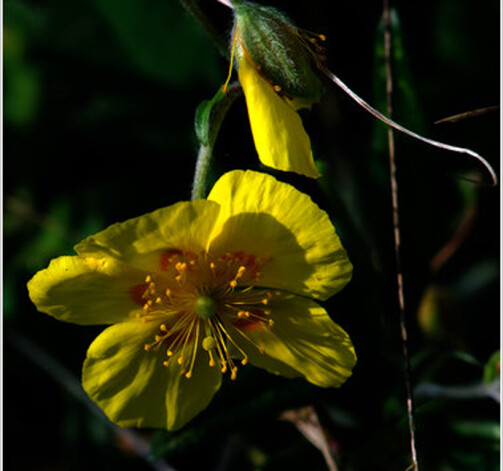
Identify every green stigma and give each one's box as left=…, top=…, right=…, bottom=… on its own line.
left=195, top=296, right=217, bottom=319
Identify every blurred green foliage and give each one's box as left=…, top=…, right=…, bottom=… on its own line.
left=4, top=0, right=499, bottom=470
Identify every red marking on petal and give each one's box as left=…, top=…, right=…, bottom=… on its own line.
left=160, top=249, right=184, bottom=271
left=232, top=319, right=264, bottom=331
left=130, top=283, right=148, bottom=305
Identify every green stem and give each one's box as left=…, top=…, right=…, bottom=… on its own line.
left=191, top=83, right=242, bottom=200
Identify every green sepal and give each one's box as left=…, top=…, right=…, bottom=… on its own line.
left=233, top=1, right=322, bottom=104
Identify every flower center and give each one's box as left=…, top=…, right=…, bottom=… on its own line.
left=131, top=249, right=275, bottom=381
left=194, top=295, right=217, bottom=319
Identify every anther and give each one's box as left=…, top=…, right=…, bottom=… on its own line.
left=155, top=297, right=162, bottom=304
left=185, top=372, right=192, bottom=379
left=175, top=262, right=187, bottom=272
left=241, top=358, right=248, bottom=366
left=177, top=357, right=184, bottom=365
left=202, top=336, right=217, bottom=351
left=145, top=275, right=152, bottom=283
left=163, top=360, right=170, bottom=367
left=274, top=85, right=282, bottom=92
left=144, top=344, right=151, bottom=351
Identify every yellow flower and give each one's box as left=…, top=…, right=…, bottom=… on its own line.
left=27, top=170, right=355, bottom=431
left=230, top=1, right=325, bottom=178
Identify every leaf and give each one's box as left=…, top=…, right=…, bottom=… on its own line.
left=194, top=83, right=242, bottom=146
left=451, top=421, right=500, bottom=443
left=194, top=87, right=226, bottom=145
left=483, top=351, right=500, bottom=384
left=91, top=0, right=221, bottom=86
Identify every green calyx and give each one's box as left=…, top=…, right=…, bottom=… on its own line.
left=233, top=1, right=323, bottom=105
left=195, top=295, right=217, bottom=319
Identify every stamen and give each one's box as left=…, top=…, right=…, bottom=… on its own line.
left=185, top=321, right=200, bottom=379
left=178, top=319, right=196, bottom=370
left=232, top=326, right=266, bottom=355
left=212, top=317, right=241, bottom=377
left=140, top=249, right=271, bottom=376
left=215, top=318, right=249, bottom=367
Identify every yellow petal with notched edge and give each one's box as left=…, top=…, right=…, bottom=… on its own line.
left=227, top=293, right=356, bottom=387
left=82, top=320, right=222, bottom=431
left=75, top=200, right=221, bottom=272
left=238, top=56, right=321, bottom=179
left=27, top=255, right=143, bottom=325
left=207, top=170, right=352, bottom=301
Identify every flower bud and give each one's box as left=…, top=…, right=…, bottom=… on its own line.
left=232, top=0, right=324, bottom=108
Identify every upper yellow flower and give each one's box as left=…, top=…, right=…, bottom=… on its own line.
left=231, top=1, right=325, bottom=178
left=27, top=170, right=355, bottom=431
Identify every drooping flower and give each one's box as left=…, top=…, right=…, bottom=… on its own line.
left=230, top=1, right=327, bottom=178
left=28, top=170, right=355, bottom=431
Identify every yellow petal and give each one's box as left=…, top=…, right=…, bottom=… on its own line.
left=238, top=56, right=321, bottom=179
left=27, top=256, right=142, bottom=325
left=82, top=320, right=222, bottom=430
left=75, top=200, right=220, bottom=272
left=208, top=170, right=352, bottom=300
left=228, top=294, right=356, bottom=388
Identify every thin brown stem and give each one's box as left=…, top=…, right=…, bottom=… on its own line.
left=382, top=2, right=419, bottom=469
left=178, top=0, right=229, bottom=57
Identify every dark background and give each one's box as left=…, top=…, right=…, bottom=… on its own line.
left=4, top=0, right=500, bottom=470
